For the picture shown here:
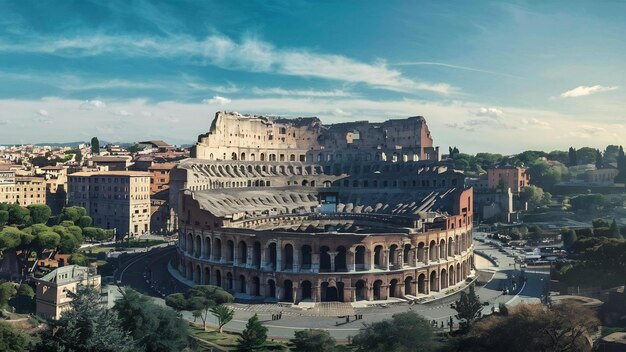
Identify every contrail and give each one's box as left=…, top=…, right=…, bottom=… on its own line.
left=393, top=61, right=522, bottom=79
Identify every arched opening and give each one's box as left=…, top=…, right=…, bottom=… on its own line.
left=441, top=269, right=448, bottom=290
left=195, top=265, right=201, bottom=284
left=231, top=152, right=237, bottom=160
left=389, top=244, right=398, bottom=269
left=430, top=271, right=437, bottom=292
left=268, top=243, right=277, bottom=270
left=301, top=245, right=312, bottom=270
left=418, top=274, right=426, bottom=294
left=186, top=261, right=192, bottom=280
left=215, top=270, right=222, bottom=287
left=213, top=238, right=222, bottom=261
left=355, top=246, right=366, bottom=271
left=335, top=246, right=347, bottom=272
left=374, top=245, right=384, bottom=269
left=227, top=240, right=234, bottom=262
left=260, top=153, right=265, bottom=161
left=404, top=276, right=413, bottom=296
left=252, top=277, right=260, bottom=296
left=321, top=282, right=339, bottom=302
left=226, top=272, right=233, bottom=290
left=239, top=275, right=246, bottom=293
left=448, top=237, right=454, bottom=257
left=373, top=280, right=383, bottom=300
left=187, top=233, right=193, bottom=253
left=449, top=265, right=455, bottom=287
left=238, top=241, right=247, bottom=265
left=283, top=243, right=294, bottom=271
left=195, top=236, right=201, bottom=257
left=301, top=280, right=312, bottom=300
left=240, top=152, right=246, bottom=161
left=253, top=242, right=261, bottom=268
left=439, top=239, right=446, bottom=259
left=417, top=242, right=425, bottom=263
left=204, top=267, right=210, bottom=285
left=283, top=280, right=293, bottom=302
left=429, top=241, right=437, bottom=261
left=355, top=280, right=366, bottom=301
left=456, top=263, right=461, bottom=284
left=320, top=246, right=331, bottom=272
left=389, top=279, right=398, bottom=298
left=267, top=279, right=276, bottom=298
left=337, top=282, right=345, bottom=302
left=403, top=244, right=411, bottom=265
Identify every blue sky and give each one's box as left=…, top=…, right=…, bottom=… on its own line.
left=0, top=0, right=625, bottom=153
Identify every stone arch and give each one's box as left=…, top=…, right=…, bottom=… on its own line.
left=238, top=241, right=247, bottom=265
left=355, top=245, right=366, bottom=271
left=448, top=236, right=454, bottom=257
left=253, top=241, right=262, bottom=268
left=374, top=245, right=384, bottom=269
left=226, top=240, right=235, bottom=262
left=355, top=280, right=366, bottom=301
left=404, top=276, right=413, bottom=296
left=195, top=235, right=202, bottom=257
left=239, top=274, right=246, bottom=293
left=251, top=277, right=260, bottom=296
left=267, top=242, right=277, bottom=270
left=195, top=264, right=201, bottom=284
left=301, top=280, right=312, bottom=300
left=441, top=268, right=448, bottom=290
left=439, top=239, right=446, bottom=259
left=417, top=242, right=426, bottom=263
left=213, top=238, right=222, bottom=261
left=456, top=263, right=462, bottom=284
left=204, top=266, right=210, bottom=285
left=403, top=244, right=411, bottom=265
left=231, top=152, right=237, bottom=160
left=215, top=269, right=221, bottom=287
left=204, top=236, right=211, bottom=258
left=283, top=243, right=294, bottom=271
left=418, top=273, right=426, bottom=294
left=389, top=244, right=399, bottom=269
left=301, top=244, right=312, bottom=269
left=429, top=240, right=437, bottom=261
left=389, top=279, right=398, bottom=297
left=320, top=246, right=331, bottom=272
left=240, top=152, right=246, bottom=161
left=187, top=233, right=193, bottom=253
left=283, top=280, right=293, bottom=302
left=449, top=265, right=455, bottom=287
left=335, top=246, right=347, bottom=272
left=226, top=272, right=233, bottom=290
left=430, top=271, right=438, bottom=292
left=373, top=280, right=383, bottom=300
left=267, top=279, right=276, bottom=298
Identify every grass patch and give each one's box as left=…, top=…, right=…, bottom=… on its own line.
left=188, top=324, right=289, bottom=351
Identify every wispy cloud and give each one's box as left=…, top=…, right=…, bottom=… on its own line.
left=251, top=87, right=352, bottom=97
left=475, top=107, right=503, bottom=118
left=203, top=95, right=231, bottom=105
left=80, top=99, right=107, bottom=110
left=394, top=61, right=521, bottom=79
left=560, top=85, right=618, bottom=98
left=0, top=34, right=457, bottom=94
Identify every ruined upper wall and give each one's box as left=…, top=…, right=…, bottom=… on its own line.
left=192, top=111, right=437, bottom=162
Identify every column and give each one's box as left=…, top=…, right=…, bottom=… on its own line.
left=246, top=246, right=253, bottom=268
left=398, top=251, right=404, bottom=269
left=424, top=247, right=429, bottom=265
left=293, top=247, right=300, bottom=272
left=435, top=244, right=440, bottom=261
left=313, top=285, right=321, bottom=302
left=384, top=250, right=390, bottom=271
left=414, top=247, right=418, bottom=267
left=349, top=248, right=356, bottom=272
left=276, top=241, right=282, bottom=272
left=452, top=240, right=457, bottom=256
left=328, top=251, right=338, bottom=272
left=233, top=241, right=239, bottom=266
left=369, top=249, right=375, bottom=271
left=311, top=253, right=320, bottom=273
left=260, top=246, right=267, bottom=270
left=221, top=240, right=227, bottom=264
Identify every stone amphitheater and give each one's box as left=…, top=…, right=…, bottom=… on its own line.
left=173, top=112, right=475, bottom=303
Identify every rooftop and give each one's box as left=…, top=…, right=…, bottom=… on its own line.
left=70, top=170, right=151, bottom=177
left=39, top=265, right=98, bottom=285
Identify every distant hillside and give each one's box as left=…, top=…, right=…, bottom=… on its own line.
left=32, top=141, right=87, bottom=148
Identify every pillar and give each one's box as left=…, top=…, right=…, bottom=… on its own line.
left=313, top=285, right=320, bottom=302
left=260, top=246, right=267, bottom=270
left=246, top=246, right=253, bottom=268
left=221, top=240, right=227, bottom=264
left=369, top=249, right=375, bottom=271
left=233, top=241, right=239, bottom=266
left=328, top=251, right=338, bottom=272
left=435, top=244, right=439, bottom=261
left=398, top=251, right=404, bottom=269
left=312, top=253, right=320, bottom=272
left=424, top=247, right=429, bottom=265
left=349, top=248, right=356, bottom=272
left=414, top=247, right=418, bottom=267
left=384, top=250, right=390, bottom=271
left=293, top=246, right=300, bottom=272
left=276, top=241, right=282, bottom=272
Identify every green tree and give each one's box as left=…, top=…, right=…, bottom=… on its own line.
left=0, top=282, right=17, bottom=309
left=0, top=210, right=9, bottom=226
left=352, top=311, right=436, bottom=352
left=0, top=227, right=23, bottom=250
left=521, top=185, right=551, bottom=209
left=237, top=314, right=267, bottom=352
left=562, top=229, right=577, bottom=251
left=27, top=204, right=51, bottom=224
left=450, top=284, right=483, bottom=330
left=164, top=293, right=188, bottom=311
left=91, top=137, right=100, bottom=155
left=8, top=204, right=30, bottom=226
left=211, top=304, right=235, bottom=333
left=0, top=321, right=34, bottom=352
left=113, top=287, right=188, bottom=352
left=9, top=283, right=35, bottom=313
left=37, top=285, right=136, bottom=352
left=68, top=253, right=88, bottom=266
left=568, top=147, right=578, bottom=166
left=577, top=147, right=598, bottom=165
left=609, top=219, right=622, bottom=239
left=290, top=329, right=336, bottom=352
left=595, top=149, right=603, bottom=169
left=77, top=215, right=93, bottom=228
left=604, top=145, right=620, bottom=164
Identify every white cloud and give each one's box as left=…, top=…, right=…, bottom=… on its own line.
left=332, top=108, right=352, bottom=117
left=560, top=85, right=618, bottom=98
left=203, top=95, right=231, bottom=105
left=475, top=107, right=503, bottom=119
left=251, top=87, right=352, bottom=97
left=521, top=118, right=550, bottom=128
left=115, top=109, right=131, bottom=116
left=37, top=109, right=49, bottom=116
left=80, top=99, right=107, bottom=110
left=0, top=34, right=456, bottom=94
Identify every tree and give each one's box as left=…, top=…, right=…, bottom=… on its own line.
left=562, top=229, right=577, bottom=251
left=609, top=219, right=622, bottom=239
left=27, top=204, right=51, bottom=224
left=164, top=293, right=188, bottom=311
left=568, top=147, right=578, bottom=166
left=8, top=204, right=30, bottom=226
left=352, top=311, right=436, bottom=352
left=91, top=137, right=100, bottom=155
left=457, top=303, right=599, bottom=352
left=237, top=314, right=267, bottom=352
left=37, top=285, right=136, bottom=352
left=595, top=149, right=603, bottom=169
left=113, top=287, right=188, bottom=352
left=0, top=282, right=17, bottom=309
left=604, top=145, right=620, bottom=164
left=211, top=304, right=235, bottom=333
left=450, top=284, right=483, bottom=330
left=9, top=283, right=35, bottom=313
left=0, top=321, right=34, bottom=352
left=0, top=227, right=23, bottom=251
left=0, top=210, right=9, bottom=226
left=68, top=252, right=88, bottom=266
left=520, top=185, right=551, bottom=209
left=290, top=329, right=336, bottom=352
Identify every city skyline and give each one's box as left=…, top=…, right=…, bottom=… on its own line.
left=1, top=1, right=625, bottom=153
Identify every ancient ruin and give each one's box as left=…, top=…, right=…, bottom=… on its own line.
left=175, top=112, right=474, bottom=303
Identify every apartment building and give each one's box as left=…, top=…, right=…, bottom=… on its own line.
left=35, top=265, right=101, bottom=319
left=0, top=166, right=16, bottom=203
left=67, top=171, right=151, bottom=237
left=15, top=176, right=47, bottom=206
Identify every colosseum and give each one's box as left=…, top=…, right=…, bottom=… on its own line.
left=173, top=112, right=474, bottom=303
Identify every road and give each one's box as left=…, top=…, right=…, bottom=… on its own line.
left=116, top=234, right=549, bottom=340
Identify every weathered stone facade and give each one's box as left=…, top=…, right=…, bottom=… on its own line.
left=175, top=113, right=473, bottom=303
